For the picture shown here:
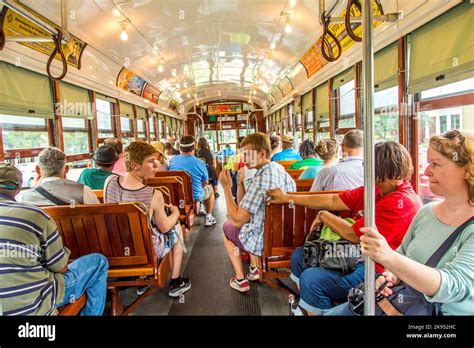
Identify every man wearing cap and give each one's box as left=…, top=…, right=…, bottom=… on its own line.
left=0, top=162, right=108, bottom=315
left=169, top=135, right=217, bottom=226
left=19, top=147, right=100, bottom=206
left=271, top=134, right=302, bottom=162
left=78, top=145, right=119, bottom=190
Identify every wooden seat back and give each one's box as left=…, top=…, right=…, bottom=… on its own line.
left=58, top=294, right=87, bottom=316
left=287, top=169, right=304, bottom=180
left=295, top=178, right=314, bottom=192
left=155, top=170, right=194, bottom=208
left=277, top=160, right=297, bottom=170
left=147, top=177, right=187, bottom=225
left=261, top=190, right=344, bottom=282
left=44, top=203, right=171, bottom=315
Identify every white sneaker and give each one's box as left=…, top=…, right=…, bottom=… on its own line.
left=199, top=203, right=207, bottom=216
left=205, top=215, right=217, bottom=226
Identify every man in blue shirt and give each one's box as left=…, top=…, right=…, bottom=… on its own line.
left=169, top=135, right=216, bottom=226
left=271, top=134, right=302, bottom=162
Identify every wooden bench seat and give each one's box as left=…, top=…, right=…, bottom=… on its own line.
left=44, top=202, right=171, bottom=316
left=260, top=190, right=344, bottom=293
left=154, top=170, right=196, bottom=228
left=58, top=294, right=87, bottom=316
left=277, top=160, right=297, bottom=170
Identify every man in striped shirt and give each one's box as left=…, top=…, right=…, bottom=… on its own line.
left=0, top=163, right=108, bottom=315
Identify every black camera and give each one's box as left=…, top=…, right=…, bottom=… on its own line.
left=347, top=283, right=365, bottom=315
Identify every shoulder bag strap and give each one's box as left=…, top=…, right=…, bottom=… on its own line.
left=34, top=186, right=70, bottom=206
left=425, top=217, right=474, bottom=267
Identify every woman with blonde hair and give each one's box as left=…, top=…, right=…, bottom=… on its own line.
left=325, top=130, right=474, bottom=316
left=299, top=139, right=338, bottom=179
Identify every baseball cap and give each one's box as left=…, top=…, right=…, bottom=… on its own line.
left=281, top=134, right=294, bottom=143
left=93, top=145, right=119, bottom=165
left=0, top=162, right=22, bottom=189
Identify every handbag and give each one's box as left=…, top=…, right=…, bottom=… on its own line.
left=302, top=219, right=361, bottom=275
left=349, top=216, right=473, bottom=316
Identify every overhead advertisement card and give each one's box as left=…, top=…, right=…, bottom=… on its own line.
left=0, top=7, right=87, bottom=69
left=299, top=0, right=383, bottom=78
left=208, top=103, right=242, bottom=115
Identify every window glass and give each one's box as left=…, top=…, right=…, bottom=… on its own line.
left=96, top=98, right=113, bottom=138
left=67, top=159, right=90, bottom=182
left=420, top=78, right=474, bottom=100
left=374, top=86, right=399, bottom=142
left=417, top=104, right=474, bottom=204
left=62, top=117, right=88, bottom=155
left=316, top=132, right=330, bottom=142
left=1, top=115, right=49, bottom=150
left=338, top=80, right=356, bottom=128
left=121, top=117, right=131, bottom=132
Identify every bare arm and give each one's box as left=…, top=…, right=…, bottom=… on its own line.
left=150, top=190, right=180, bottom=233
left=320, top=211, right=360, bottom=243
left=236, top=167, right=245, bottom=205
left=220, top=169, right=251, bottom=227
left=360, top=227, right=441, bottom=296
left=267, top=188, right=349, bottom=211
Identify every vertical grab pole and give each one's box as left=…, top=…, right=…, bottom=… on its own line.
left=362, top=0, right=376, bottom=316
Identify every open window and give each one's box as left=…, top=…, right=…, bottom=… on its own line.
left=333, top=67, right=356, bottom=133
left=96, top=94, right=117, bottom=141
left=302, top=89, right=314, bottom=141
left=119, top=101, right=135, bottom=146
left=135, top=107, right=148, bottom=141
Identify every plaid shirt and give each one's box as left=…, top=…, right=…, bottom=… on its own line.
left=310, top=156, right=364, bottom=191
left=239, top=162, right=296, bottom=256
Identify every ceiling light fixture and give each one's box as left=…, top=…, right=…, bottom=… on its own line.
left=172, top=69, right=177, bottom=77
left=187, top=93, right=191, bottom=98
left=183, top=81, right=188, bottom=88
left=119, top=21, right=128, bottom=41
left=158, top=64, right=164, bottom=72
left=176, top=82, right=181, bottom=89
left=282, top=12, right=293, bottom=34
left=270, top=42, right=276, bottom=50
left=285, top=22, right=293, bottom=34
left=112, top=8, right=121, bottom=18
left=289, top=0, right=297, bottom=8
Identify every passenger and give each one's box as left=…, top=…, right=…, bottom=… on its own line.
left=0, top=163, right=108, bottom=315
left=196, top=137, right=218, bottom=198
left=299, top=139, right=338, bottom=179
left=169, top=135, right=217, bottom=226
left=220, top=133, right=296, bottom=292
left=269, top=135, right=280, bottom=157
left=20, top=147, right=100, bottom=206
left=325, top=130, right=474, bottom=316
left=104, top=138, right=126, bottom=176
left=103, top=141, right=191, bottom=297
left=150, top=141, right=169, bottom=171
left=271, top=134, right=302, bottom=162
left=289, top=139, right=323, bottom=179
left=310, top=129, right=364, bottom=191
left=267, top=141, right=423, bottom=315
left=78, top=145, right=119, bottom=190
left=167, top=136, right=180, bottom=156
left=164, top=142, right=175, bottom=157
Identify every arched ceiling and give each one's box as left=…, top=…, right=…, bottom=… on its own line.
left=15, top=0, right=323, bottom=108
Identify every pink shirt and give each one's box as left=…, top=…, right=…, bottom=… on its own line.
left=112, top=155, right=126, bottom=176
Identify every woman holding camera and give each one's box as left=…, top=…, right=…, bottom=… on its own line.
left=326, top=130, right=474, bottom=315
left=267, top=141, right=423, bottom=315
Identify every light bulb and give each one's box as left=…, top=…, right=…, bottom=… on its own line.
left=289, top=0, right=297, bottom=8
left=285, top=22, right=292, bottom=34
left=176, top=82, right=181, bottom=89
left=270, top=42, right=276, bottom=50
left=172, top=69, right=177, bottom=77
left=187, top=93, right=191, bottom=98
left=112, top=8, right=121, bottom=17
left=253, top=90, right=257, bottom=95
left=183, top=81, right=188, bottom=88
left=120, top=29, right=128, bottom=41
left=158, top=65, right=164, bottom=72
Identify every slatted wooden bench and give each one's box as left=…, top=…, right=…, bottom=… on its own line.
left=44, top=203, right=171, bottom=316
left=154, top=170, right=196, bottom=228
left=276, top=160, right=297, bottom=170
left=260, top=190, right=344, bottom=293
left=58, top=294, right=87, bottom=316
left=295, top=178, right=314, bottom=192
left=146, top=176, right=188, bottom=228
left=287, top=169, right=304, bottom=180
